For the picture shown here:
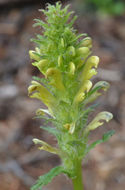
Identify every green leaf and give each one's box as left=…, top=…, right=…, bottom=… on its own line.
left=31, top=166, right=64, bottom=190
left=102, top=130, right=115, bottom=142
left=33, top=19, right=48, bottom=29
left=34, top=115, right=58, bottom=125
left=85, top=130, right=115, bottom=154
left=40, top=126, right=60, bottom=139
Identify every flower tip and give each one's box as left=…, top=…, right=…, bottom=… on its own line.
left=33, top=138, right=40, bottom=144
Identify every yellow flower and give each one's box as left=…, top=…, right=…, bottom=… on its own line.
left=29, top=50, right=40, bottom=61
left=74, top=80, right=92, bottom=104
left=28, top=81, right=56, bottom=109
left=32, top=59, right=49, bottom=75
left=80, top=56, right=99, bottom=82
left=46, top=68, right=65, bottom=91
left=85, top=111, right=113, bottom=133
left=33, top=138, right=60, bottom=154
left=80, top=37, right=92, bottom=48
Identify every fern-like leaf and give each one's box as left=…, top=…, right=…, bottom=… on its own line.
left=31, top=166, right=64, bottom=190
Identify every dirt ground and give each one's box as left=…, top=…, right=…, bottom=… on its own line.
left=0, top=0, right=125, bottom=190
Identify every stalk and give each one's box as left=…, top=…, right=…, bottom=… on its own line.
left=72, top=161, right=84, bottom=190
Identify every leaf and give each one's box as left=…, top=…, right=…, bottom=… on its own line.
left=68, top=15, right=78, bottom=27
left=79, top=104, right=98, bottom=121
left=40, top=126, right=60, bottom=138
left=85, top=130, right=115, bottom=154
left=102, top=130, right=115, bottom=142
left=33, top=19, right=48, bottom=29
left=34, top=115, right=58, bottom=125
left=31, top=166, right=64, bottom=190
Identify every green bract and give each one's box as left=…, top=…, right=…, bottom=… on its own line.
left=28, top=2, right=114, bottom=190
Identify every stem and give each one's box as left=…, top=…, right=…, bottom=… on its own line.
left=72, top=161, right=84, bottom=190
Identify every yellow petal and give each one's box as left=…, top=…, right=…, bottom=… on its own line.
left=69, top=62, right=76, bottom=75
left=83, top=81, right=110, bottom=105
left=33, top=138, right=59, bottom=154
left=63, top=123, right=76, bottom=134
left=32, top=59, right=48, bottom=74
left=80, top=56, right=99, bottom=82
left=74, top=80, right=92, bottom=104
left=76, top=47, right=90, bottom=57
left=29, top=50, right=40, bottom=61
left=46, top=68, right=65, bottom=91
left=28, top=81, right=56, bottom=108
left=92, top=81, right=110, bottom=92
left=36, top=108, right=52, bottom=116
left=69, top=123, right=75, bottom=134
left=85, top=111, right=113, bottom=133
left=80, top=37, right=92, bottom=48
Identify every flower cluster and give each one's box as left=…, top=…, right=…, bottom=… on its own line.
left=28, top=3, right=114, bottom=190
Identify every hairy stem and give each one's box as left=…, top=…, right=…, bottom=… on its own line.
left=72, top=161, right=84, bottom=190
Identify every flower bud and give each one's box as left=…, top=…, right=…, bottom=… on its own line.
left=69, top=62, right=75, bottom=75
left=76, top=47, right=90, bottom=57
left=58, top=55, right=63, bottom=67
left=61, top=38, right=65, bottom=47
left=68, top=46, right=75, bottom=56
left=80, top=37, right=92, bottom=48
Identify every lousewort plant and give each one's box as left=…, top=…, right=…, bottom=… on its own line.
left=28, top=2, right=115, bottom=190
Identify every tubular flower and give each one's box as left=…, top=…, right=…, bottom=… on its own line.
left=28, top=3, right=114, bottom=190
left=28, top=81, right=56, bottom=110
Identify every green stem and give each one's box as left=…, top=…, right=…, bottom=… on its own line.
left=72, top=161, right=84, bottom=190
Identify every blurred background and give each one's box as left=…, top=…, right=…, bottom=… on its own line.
left=0, top=0, right=125, bottom=190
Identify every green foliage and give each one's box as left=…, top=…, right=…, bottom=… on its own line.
left=28, top=2, right=115, bottom=189
left=31, top=166, right=65, bottom=190
left=85, top=130, right=115, bottom=154
left=82, top=0, right=125, bottom=15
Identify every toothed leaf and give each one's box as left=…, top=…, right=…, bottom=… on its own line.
left=31, top=166, right=64, bottom=190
